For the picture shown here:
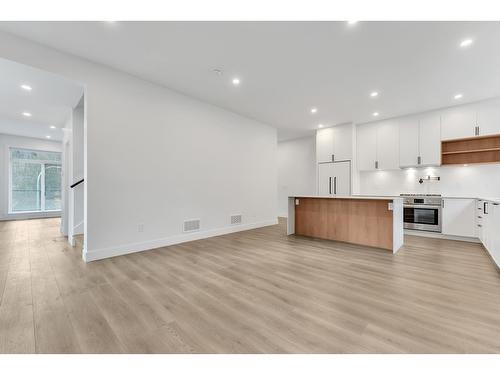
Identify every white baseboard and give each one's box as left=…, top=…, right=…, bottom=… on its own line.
left=404, top=229, right=480, bottom=243
left=0, top=211, right=61, bottom=221
left=82, top=219, right=278, bottom=262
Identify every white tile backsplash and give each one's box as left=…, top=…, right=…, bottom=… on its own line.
left=359, top=164, right=500, bottom=197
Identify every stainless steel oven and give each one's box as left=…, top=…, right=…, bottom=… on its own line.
left=401, top=194, right=442, bottom=233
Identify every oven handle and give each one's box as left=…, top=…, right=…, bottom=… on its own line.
left=403, top=204, right=442, bottom=209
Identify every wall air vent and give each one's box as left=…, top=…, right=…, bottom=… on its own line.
left=183, top=219, right=200, bottom=232
left=230, top=214, right=242, bottom=225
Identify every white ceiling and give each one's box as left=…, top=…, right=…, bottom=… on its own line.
left=0, top=57, right=83, bottom=141
left=2, top=21, right=500, bottom=140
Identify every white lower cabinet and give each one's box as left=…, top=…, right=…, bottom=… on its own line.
left=477, top=199, right=500, bottom=268
left=441, top=198, right=476, bottom=237
left=488, top=202, right=500, bottom=265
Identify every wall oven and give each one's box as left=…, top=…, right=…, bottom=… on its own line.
left=401, top=194, right=442, bottom=233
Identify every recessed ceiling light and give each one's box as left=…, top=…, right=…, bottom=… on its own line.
left=311, top=107, right=318, bottom=114
left=20, top=84, right=32, bottom=91
left=22, top=112, right=32, bottom=117
left=347, top=21, right=358, bottom=25
left=370, top=91, right=379, bottom=98
left=373, top=112, right=379, bottom=117
left=50, top=125, right=56, bottom=129
left=45, top=135, right=51, bottom=139
left=460, top=38, right=473, bottom=48
left=232, top=78, right=241, bottom=86
left=318, top=124, right=324, bottom=128
left=454, top=93, right=463, bottom=100
left=463, top=164, right=468, bottom=167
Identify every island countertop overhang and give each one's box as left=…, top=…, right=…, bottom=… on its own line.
left=289, top=195, right=403, bottom=201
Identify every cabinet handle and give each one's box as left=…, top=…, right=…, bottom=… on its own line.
left=417, top=156, right=421, bottom=165
left=478, top=216, right=482, bottom=219
left=442, top=200, right=444, bottom=208
left=375, top=160, right=378, bottom=169
left=493, top=203, right=499, bottom=206
left=332, top=154, right=335, bottom=162
left=478, top=224, right=482, bottom=227
left=334, top=177, right=337, bottom=195
left=484, top=202, right=488, bottom=214
left=329, top=177, right=332, bottom=195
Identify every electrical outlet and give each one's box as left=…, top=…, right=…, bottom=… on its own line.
left=138, top=223, right=144, bottom=232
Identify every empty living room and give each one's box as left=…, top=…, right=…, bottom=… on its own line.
left=1, top=1, right=500, bottom=374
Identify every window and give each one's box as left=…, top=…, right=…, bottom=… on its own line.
left=9, top=148, right=62, bottom=213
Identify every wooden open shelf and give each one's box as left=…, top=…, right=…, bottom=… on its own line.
left=442, top=134, right=500, bottom=165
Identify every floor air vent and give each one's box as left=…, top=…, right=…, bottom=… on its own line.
left=231, top=214, right=242, bottom=225
left=183, top=219, right=200, bottom=232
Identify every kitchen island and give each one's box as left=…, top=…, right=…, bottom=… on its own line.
left=288, top=196, right=404, bottom=253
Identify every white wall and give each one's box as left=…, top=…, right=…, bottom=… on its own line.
left=0, top=31, right=277, bottom=261
left=359, top=164, right=500, bottom=197
left=277, top=136, right=316, bottom=216
left=0, top=133, right=62, bottom=220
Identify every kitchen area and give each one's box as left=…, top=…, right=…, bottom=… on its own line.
left=279, top=96, right=500, bottom=267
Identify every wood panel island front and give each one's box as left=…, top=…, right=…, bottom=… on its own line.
left=287, top=196, right=404, bottom=253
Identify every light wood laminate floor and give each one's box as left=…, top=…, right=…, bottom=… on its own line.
left=1, top=217, right=500, bottom=353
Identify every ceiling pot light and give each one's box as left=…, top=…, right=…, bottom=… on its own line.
left=50, top=126, right=56, bottom=129
left=22, top=112, right=32, bottom=117
left=45, top=135, right=51, bottom=139
left=372, top=112, right=379, bottom=117
left=232, top=78, right=241, bottom=86
left=454, top=94, right=463, bottom=100
left=20, top=84, right=32, bottom=91
left=318, top=124, right=324, bottom=128
left=311, top=107, right=318, bottom=114
left=370, top=91, right=379, bottom=98
left=347, top=21, right=358, bottom=25
left=460, top=38, right=473, bottom=48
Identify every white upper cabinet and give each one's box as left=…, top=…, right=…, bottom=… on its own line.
left=399, top=116, right=420, bottom=167
left=357, top=120, right=398, bottom=171
left=333, top=124, right=353, bottom=161
left=357, top=123, right=377, bottom=171
left=376, top=120, right=399, bottom=170
left=418, top=113, right=441, bottom=166
left=316, top=127, right=335, bottom=163
left=316, top=124, right=352, bottom=163
left=476, top=97, right=500, bottom=136
left=441, top=104, right=477, bottom=140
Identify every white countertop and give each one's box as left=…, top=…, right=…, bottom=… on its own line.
left=442, top=196, right=500, bottom=204
left=289, top=195, right=500, bottom=204
left=289, top=195, right=403, bottom=201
